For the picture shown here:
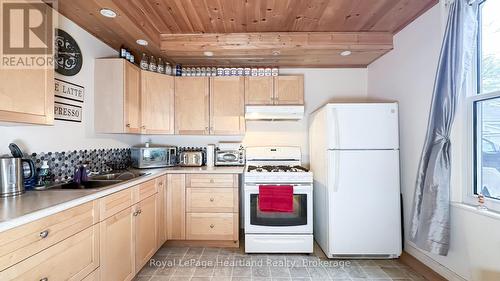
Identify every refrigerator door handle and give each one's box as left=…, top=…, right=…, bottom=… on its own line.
left=329, top=151, right=341, bottom=192
left=331, top=108, right=340, bottom=149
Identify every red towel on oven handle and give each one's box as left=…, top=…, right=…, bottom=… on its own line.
left=258, top=185, right=294, bottom=212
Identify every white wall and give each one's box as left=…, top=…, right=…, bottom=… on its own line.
left=144, top=68, right=368, bottom=165
left=367, top=2, right=500, bottom=280
left=0, top=14, right=139, bottom=155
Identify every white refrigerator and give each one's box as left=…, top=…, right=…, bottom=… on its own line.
left=309, top=103, right=402, bottom=258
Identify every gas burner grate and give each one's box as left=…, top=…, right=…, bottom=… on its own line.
left=247, top=165, right=309, bottom=173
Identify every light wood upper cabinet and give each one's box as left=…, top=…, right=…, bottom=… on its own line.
left=210, top=77, right=245, bottom=135
left=135, top=195, right=157, bottom=272
left=95, top=59, right=142, bottom=133
left=175, top=77, right=210, bottom=135
left=141, top=71, right=174, bottom=134
left=245, top=77, right=274, bottom=105
left=0, top=68, right=54, bottom=125
left=244, top=75, right=304, bottom=105
left=99, top=207, right=135, bottom=281
left=95, top=59, right=175, bottom=135
left=124, top=63, right=141, bottom=133
left=274, top=75, right=304, bottom=105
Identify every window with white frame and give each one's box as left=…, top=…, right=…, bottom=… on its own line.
left=470, top=0, right=500, bottom=206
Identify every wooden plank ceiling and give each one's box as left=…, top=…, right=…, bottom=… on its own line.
left=57, top=0, right=438, bottom=67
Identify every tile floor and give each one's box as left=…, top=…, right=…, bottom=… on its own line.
left=134, top=244, right=427, bottom=281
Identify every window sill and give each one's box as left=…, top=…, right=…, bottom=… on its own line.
left=451, top=202, right=500, bottom=220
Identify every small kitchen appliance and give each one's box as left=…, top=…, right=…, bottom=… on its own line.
left=131, top=145, right=177, bottom=168
left=215, top=149, right=245, bottom=166
left=244, top=146, right=313, bottom=253
left=215, top=142, right=245, bottom=166
left=179, top=151, right=204, bottom=167
left=0, top=156, right=24, bottom=197
left=8, top=143, right=36, bottom=189
left=309, top=103, right=401, bottom=259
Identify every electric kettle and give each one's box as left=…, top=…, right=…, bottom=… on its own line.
left=0, top=156, right=24, bottom=197
left=9, top=143, right=36, bottom=189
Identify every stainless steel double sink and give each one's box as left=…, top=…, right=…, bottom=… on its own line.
left=35, top=170, right=149, bottom=190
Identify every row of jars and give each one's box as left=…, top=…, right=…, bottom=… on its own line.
left=134, top=52, right=280, bottom=77
left=176, top=66, right=279, bottom=77
left=140, top=53, right=172, bottom=75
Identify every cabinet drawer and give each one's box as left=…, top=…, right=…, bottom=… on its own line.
left=0, top=201, right=98, bottom=271
left=134, top=179, right=157, bottom=203
left=99, top=188, right=133, bottom=220
left=0, top=225, right=99, bottom=281
left=186, top=174, right=237, bottom=188
left=186, top=213, right=237, bottom=241
left=186, top=188, right=237, bottom=213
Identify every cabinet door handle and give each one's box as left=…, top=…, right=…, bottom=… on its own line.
left=39, top=230, right=49, bottom=239
left=138, top=209, right=142, bottom=214
left=126, top=123, right=131, bottom=128
left=133, top=211, right=139, bottom=216
left=141, top=125, right=146, bottom=129
left=40, top=278, right=48, bottom=281
left=209, top=198, right=214, bottom=202
left=210, top=224, right=215, bottom=229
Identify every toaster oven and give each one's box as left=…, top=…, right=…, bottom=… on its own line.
left=131, top=146, right=177, bottom=168
left=215, top=150, right=245, bottom=166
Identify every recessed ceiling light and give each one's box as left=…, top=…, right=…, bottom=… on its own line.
left=272, top=50, right=281, bottom=56
left=204, top=51, right=214, bottom=57
left=100, top=8, right=117, bottom=18
left=136, top=39, right=148, bottom=46
left=340, top=50, right=352, bottom=56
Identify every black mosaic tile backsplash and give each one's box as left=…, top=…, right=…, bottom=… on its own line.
left=29, top=148, right=131, bottom=183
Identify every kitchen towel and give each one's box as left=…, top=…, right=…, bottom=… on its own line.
left=258, top=185, right=294, bottom=212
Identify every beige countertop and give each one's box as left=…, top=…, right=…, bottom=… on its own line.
left=0, top=166, right=244, bottom=233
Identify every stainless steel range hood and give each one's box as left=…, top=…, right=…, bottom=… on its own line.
left=245, top=105, right=304, bottom=121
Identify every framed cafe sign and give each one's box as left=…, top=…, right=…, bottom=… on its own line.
left=54, top=78, right=84, bottom=102
left=54, top=102, right=82, bottom=122
left=54, top=79, right=84, bottom=122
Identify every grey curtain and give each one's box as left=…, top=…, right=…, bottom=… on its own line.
left=409, top=0, right=479, bottom=256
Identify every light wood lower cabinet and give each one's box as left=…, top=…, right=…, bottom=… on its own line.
left=156, top=176, right=167, bottom=249
left=186, top=188, right=238, bottom=213
left=0, top=225, right=99, bottom=281
left=168, top=173, right=240, bottom=246
left=186, top=213, right=238, bottom=241
left=186, top=174, right=238, bottom=188
left=99, top=207, right=135, bottom=281
left=166, top=174, right=186, bottom=240
left=0, top=174, right=239, bottom=280
left=0, top=201, right=98, bottom=271
left=98, top=179, right=159, bottom=279
left=135, top=195, right=157, bottom=272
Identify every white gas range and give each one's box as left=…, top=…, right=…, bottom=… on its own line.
left=244, top=147, right=314, bottom=253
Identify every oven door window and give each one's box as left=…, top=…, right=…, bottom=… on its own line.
left=250, top=194, right=307, bottom=226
